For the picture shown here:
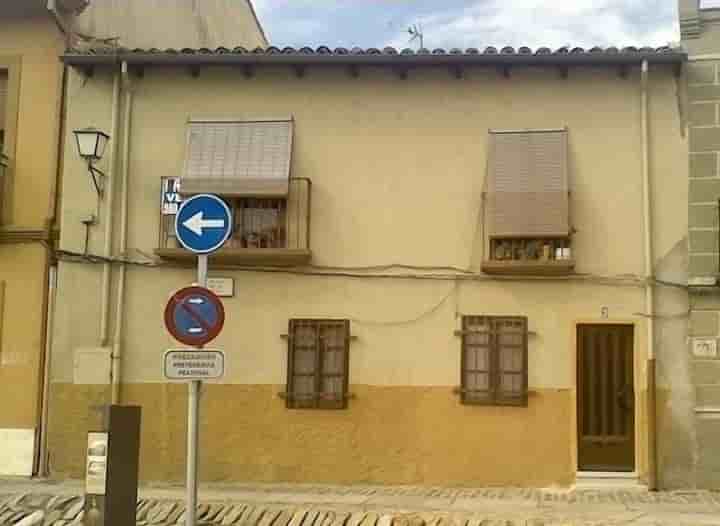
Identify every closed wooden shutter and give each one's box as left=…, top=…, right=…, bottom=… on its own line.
left=287, top=319, right=350, bottom=410
left=318, top=321, right=349, bottom=410
left=288, top=322, right=318, bottom=409
left=577, top=324, right=635, bottom=471
left=495, top=317, right=528, bottom=406
left=182, top=118, right=293, bottom=196
left=461, top=316, right=493, bottom=404
left=0, top=71, right=7, bottom=145
left=578, top=325, right=634, bottom=444
left=487, top=129, right=569, bottom=237
left=461, top=316, right=528, bottom=407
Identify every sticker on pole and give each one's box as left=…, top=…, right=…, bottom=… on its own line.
left=175, top=194, right=233, bottom=254
left=164, top=350, right=225, bottom=380
left=164, top=286, right=225, bottom=347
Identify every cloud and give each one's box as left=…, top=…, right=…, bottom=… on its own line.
left=252, top=0, right=679, bottom=50
left=386, top=0, right=679, bottom=50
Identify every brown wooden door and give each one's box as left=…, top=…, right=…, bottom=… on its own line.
left=577, top=324, right=635, bottom=472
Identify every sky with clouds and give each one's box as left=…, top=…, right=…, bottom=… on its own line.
left=251, top=1, right=681, bottom=51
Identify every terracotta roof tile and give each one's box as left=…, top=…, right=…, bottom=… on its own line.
left=71, top=45, right=684, bottom=57
left=64, top=45, right=686, bottom=67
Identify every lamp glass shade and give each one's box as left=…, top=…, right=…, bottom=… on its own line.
left=74, top=128, right=110, bottom=160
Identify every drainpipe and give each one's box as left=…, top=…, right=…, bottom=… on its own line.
left=36, top=55, right=70, bottom=478
left=640, top=59, right=658, bottom=491
left=111, top=61, right=132, bottom=405
left=100, top=73, right=122, bottom=347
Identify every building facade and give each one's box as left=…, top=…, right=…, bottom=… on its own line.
left=0, top=0, right=75, bottom=477
left=0, top=0, right=267, bottom=477
left=47, top=46, right=689, bottom=488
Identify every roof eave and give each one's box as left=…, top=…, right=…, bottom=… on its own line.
left=61, top=52, right=688, bottom=68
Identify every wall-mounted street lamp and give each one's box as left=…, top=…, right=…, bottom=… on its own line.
left=73, top=127, right=110, bottom=197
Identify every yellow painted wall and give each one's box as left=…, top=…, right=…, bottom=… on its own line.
left=0, top=16, right=64, bottom=432
left=0, top=16, right=63, bottom=229
left=0, top=244, right=47, bottom=429
left=49, top=63, right=688, bottom=485
left=50, top=384, right=573, bottom=486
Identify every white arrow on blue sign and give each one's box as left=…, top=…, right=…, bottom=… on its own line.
left=175, top=194, right=233, bottom=254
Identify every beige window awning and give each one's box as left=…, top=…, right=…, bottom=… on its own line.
left=181, top=118, right=293, bottom=197
left=486, top=129, right=569, bottom=238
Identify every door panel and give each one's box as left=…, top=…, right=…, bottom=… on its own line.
left=577, top=325, right=634, bottom=472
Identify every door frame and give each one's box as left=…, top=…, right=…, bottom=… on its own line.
left=571, top=319, right=643, bottom=478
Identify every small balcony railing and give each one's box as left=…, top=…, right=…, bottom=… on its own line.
left=156, top=177, right=312, bottom=266
left=482, top=237, right=575, bottom=275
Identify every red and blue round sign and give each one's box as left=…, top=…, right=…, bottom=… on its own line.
left=164, top=286, right=225, bottom=347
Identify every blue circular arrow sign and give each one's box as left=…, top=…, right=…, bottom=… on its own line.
left=175, top=194, right=233, bottom=254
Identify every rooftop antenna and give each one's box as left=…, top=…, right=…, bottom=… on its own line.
left=408, top=23, right=424, bottom=50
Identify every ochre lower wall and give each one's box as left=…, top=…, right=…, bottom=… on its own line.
left=48, top=384, right=573, bottom=486
left=0, top=244, right=48, bottom=430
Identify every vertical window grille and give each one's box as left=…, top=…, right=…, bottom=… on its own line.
left=286, top=319, right=350, bottom=410
left=235, top=198, right=287, bottom=248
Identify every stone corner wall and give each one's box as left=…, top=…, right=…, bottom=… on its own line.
left=683, top=0, right=720, bottom=489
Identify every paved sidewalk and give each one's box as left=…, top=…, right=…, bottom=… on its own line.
left=1, top=479, right=719, bottom=525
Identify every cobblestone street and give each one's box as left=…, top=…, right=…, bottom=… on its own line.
left=1, top=480, right=719, bottom=526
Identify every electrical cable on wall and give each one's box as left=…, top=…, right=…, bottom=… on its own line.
left=632, top=310, right=690, bottom=320
left=349, top=283, right=457, bottom=327
left=54, top=248, right=690, bottom=289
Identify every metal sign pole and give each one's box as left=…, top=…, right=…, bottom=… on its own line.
left=187, top=254, right=208, bottom=526
left=172, top=195, right=230, bottom=526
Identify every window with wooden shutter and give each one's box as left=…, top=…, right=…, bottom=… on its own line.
left=181, top=118, right=293, bottom=197
left=0, top=70, right=8, bottom=223
left=460, top=316, right=528, bottom=407
left=0, top=70, right=7, bottom=149
left=483, top=129, right=573, bottom=275
left=286, top=319, right=350, bottom=410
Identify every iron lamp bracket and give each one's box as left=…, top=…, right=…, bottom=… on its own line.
left=87, top=160, right=106, bottom=197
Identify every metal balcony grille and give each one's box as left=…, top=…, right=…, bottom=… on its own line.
left=159, top=176, right=311, bottom=253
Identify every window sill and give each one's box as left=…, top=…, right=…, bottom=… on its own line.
left=155, top=247, right=312, bottom=267
left=481, top=259, right=575, bottom=276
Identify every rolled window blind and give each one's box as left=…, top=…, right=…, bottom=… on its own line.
left=182, top=118, right=293, bottom=196
left=487, top=129, right=569, bottom=237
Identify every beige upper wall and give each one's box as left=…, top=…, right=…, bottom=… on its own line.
left=72, top=0, right=267, bottom=49
left=62, top=66, right=686, bottom=274
left=52, top=64, right=687, bottom=388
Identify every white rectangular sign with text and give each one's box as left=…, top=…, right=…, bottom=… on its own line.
left=86, top=432, right=108, bottom=495
left=207, top=277, right=234, bottom=297
left=693, top=338, right=718, bottom=358
left=164, top=350, right=225, bottom=380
